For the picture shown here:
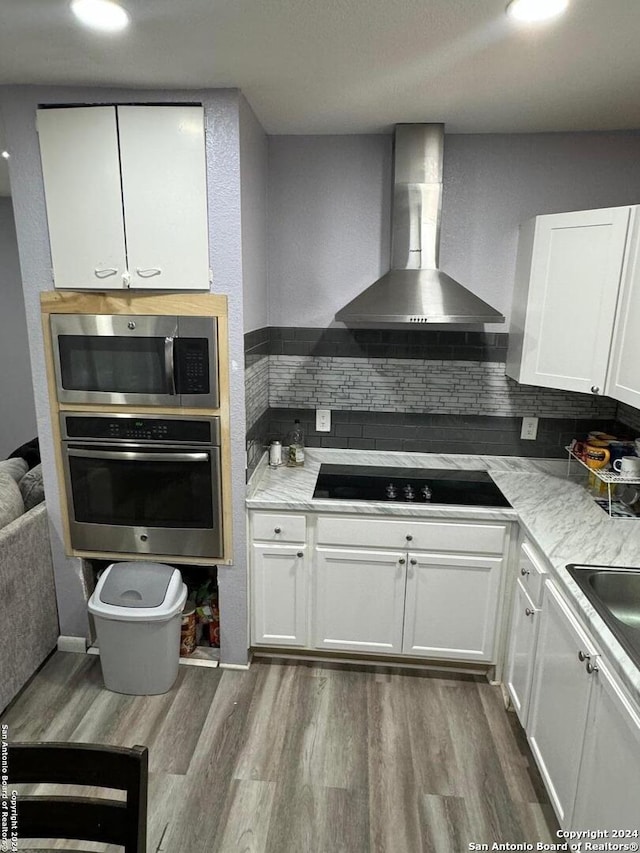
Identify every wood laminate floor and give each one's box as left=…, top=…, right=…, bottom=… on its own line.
left=1, top=652, right=557, bottom=852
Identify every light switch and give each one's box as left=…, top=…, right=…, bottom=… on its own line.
left=316, top=409, right=331, bottom=432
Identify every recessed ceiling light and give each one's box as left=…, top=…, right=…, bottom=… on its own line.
left=506, top=0, right=570, bottom=23
left=70, top=0, right=130, bottom=33
left=1, top=151, right=9, bottom=160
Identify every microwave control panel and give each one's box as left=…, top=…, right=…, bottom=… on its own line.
left=174, top=338, right=210, bottom=394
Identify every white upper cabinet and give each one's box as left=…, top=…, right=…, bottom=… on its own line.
left=37, top=105, right=210, bottom=291
left=506, top=207, right=632, bottom=396
left=605, top=210, right=640, bottom=408
left=37, top=107, right=127, bottom=290
left=117, top=106, right=210, bottom=290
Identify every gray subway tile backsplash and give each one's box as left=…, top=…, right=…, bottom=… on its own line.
left=244, top=327, right=639, bottom=462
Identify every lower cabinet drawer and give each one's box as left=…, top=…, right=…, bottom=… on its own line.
left=316, top=516, right=506, bottom=554
left=252, top=513, right=306, bottom=543
left=519, top=541, right=548, bottom=606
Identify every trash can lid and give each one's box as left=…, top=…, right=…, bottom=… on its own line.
left=99, top=562, right=178, bottom=609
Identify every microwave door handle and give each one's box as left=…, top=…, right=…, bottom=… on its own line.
left=165, top=337, right=177, bottom=396
left=66, top=449, right=209, bottom=462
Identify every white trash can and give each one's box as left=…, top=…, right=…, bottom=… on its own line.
left=88, top=562, right=187, bottom=695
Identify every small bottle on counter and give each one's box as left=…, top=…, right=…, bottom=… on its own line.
left=269, top=440, right=283, bottom=467
left=287, top=419, right=305, bottom=467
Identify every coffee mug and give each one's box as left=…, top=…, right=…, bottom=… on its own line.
left=609, top=441, right=636, bottom=467
left=613, top=456, right=640, bottom=475
left=584, top=444, right=610, bottom=469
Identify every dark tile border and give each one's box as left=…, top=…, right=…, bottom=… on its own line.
left=246, top=327, right=509, bottom=362
left=262, top=408, right=630, bottom=459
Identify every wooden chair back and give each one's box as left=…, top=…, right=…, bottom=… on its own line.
left=7, top=742, right=148, bottom=853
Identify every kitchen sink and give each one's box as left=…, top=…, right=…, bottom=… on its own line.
left=566, top=564, right=640, bottom=669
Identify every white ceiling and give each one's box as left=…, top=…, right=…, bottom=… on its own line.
left=0, top=0, right=639, bottom=200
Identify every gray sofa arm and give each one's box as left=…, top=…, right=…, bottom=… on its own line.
left=0, top=502, right=59, bottom=713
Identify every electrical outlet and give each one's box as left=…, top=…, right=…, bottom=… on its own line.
left=316, top=409, right=331, bottom=432
left=521, top=416, right=539, bottom=440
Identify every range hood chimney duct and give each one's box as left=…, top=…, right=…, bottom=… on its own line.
left=335, top=124, right=505, bottom=325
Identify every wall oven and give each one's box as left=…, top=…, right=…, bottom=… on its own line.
left=51, top=314, right=219, bottom=407
left=60, top=413, right=223, bottom=560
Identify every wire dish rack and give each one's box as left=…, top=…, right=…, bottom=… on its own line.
left=565, top=446, right=640, bottom=518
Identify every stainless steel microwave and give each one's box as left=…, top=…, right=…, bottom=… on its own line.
left=50, top=314, right=219, bottom=408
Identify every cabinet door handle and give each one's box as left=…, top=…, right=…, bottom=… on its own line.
left=586, top=660, right=599, bottom=675
left=297, top=551, right=304, bottom=558
left=520, top=567, right=530, bottom=577
left=399, top=558, right=406, bottom=565
left=94, top=267, right=118, bottom=278
left=410, top=559, right=417, bottom=566
left=136, top=267, right=162, bottom=277
left=578, top=650, right=590, bottom=662
left=590, top=385, right=600, bottom=394
left=525, top=607, right=535, bottom=617
left=274, top=527, right=282, bottom=534
left=405, top=535, right=413, bottom=542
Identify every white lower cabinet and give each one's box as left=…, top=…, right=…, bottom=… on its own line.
left=250, top=511, right=508, bottom=664
left=251, top=544, right=307, bottom=647
left=505, top=541, right=547, bottom=725
left=402, top=552, right=502, bottom=661
left=313, top=548, right=406, bottom=653
left=526, top=579, right=640, bottom=831
left=504, top=579, right=540, bottom=723
left=571, top=657, right=640, bottom=831
left=527, top=580, right=595, bottom=827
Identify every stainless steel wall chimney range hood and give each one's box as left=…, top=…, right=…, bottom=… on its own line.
left=335, top=124, right=505, bottom=325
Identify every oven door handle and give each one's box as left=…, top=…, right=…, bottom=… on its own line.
left=67, top=449, right=209, bottom=463
left=165, top=336, right=177, bottom=396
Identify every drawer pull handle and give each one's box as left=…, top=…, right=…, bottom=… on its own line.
left=590, top=385, right=600, bottom=394
left=578, top=650, right=590, bottom=662
left=405, top=535, right=413, bottom=542
left=297, top=551, right=303, bottom=558
left=274, top=527, right=282, bottom=534
left=520, top=567, right=530, bottom=576
left=525, top=607, right=535, bottom=617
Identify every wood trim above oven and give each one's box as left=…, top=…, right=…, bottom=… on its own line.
left=41, top=290, right=233, bottom=566
left=40, top=290, right=227, bottom=317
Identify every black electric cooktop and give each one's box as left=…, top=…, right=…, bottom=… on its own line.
left=312, top=465, right=511, bottom=507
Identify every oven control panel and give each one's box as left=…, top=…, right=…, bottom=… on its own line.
left=62, top=415, right=220, bottom=445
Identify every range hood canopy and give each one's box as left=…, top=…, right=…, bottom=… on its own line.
left=335, top=124, right=505, bottom=325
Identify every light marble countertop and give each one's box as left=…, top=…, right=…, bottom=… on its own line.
left=247, top=448, right=640, bottom=703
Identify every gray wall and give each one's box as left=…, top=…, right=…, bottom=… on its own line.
left=0, top=86, right=250, bottom=665
left=0, top=196, right=36, bottom=458
left=240, top=96, right=268, bottom=333
left=268, top=131, right=640, bottom=331
left=268, top=135, right=392, bottom=328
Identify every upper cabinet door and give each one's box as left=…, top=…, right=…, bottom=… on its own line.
left=117, top=106, right=210, bottom=290
left=37, top=107, right=128, bottom=290
left=606, top=209, right=640, bottom=408
left=506, top=207, right=631, bottom=395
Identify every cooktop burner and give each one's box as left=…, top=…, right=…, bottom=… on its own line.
left=312, top=465, right=511, bottom=507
